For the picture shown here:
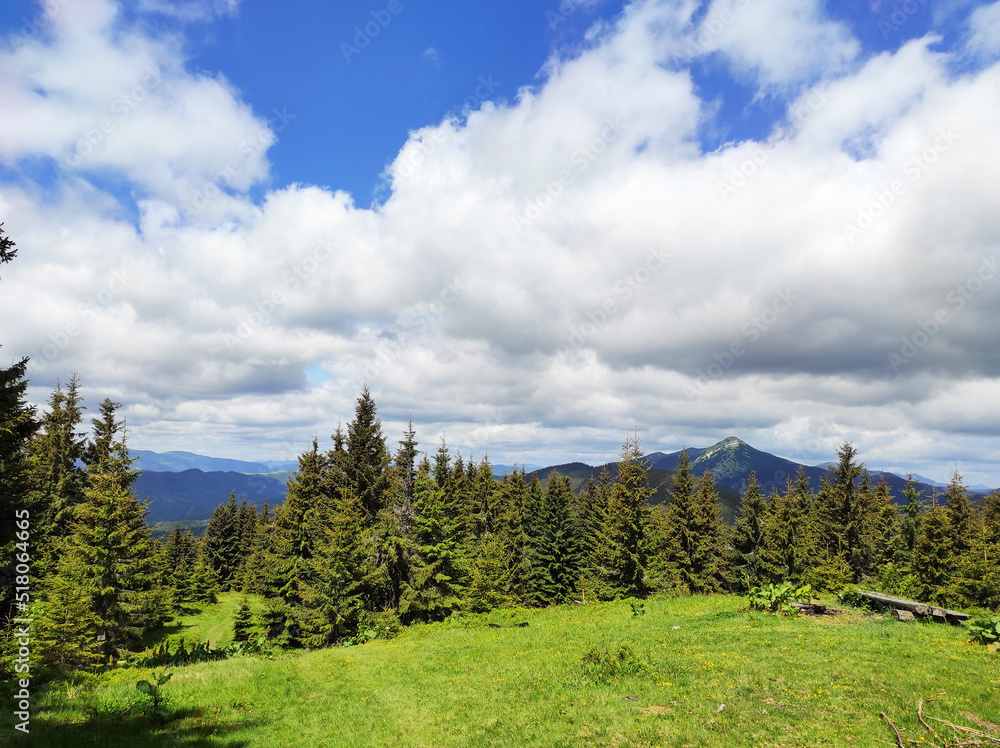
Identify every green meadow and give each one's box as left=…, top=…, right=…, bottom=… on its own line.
left=18, top=595, right=1000, bottom=747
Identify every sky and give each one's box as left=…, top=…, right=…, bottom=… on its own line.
left=1, top=0, right=999, bottom=487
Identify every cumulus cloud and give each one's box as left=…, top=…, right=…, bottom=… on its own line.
left=968, top=1, right=1000, bottom=57
left=1, top=0, right=999, bottom=485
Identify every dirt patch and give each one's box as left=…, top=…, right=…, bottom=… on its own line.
left=639, top=705, right=674, bottom=716
left=963, top=712, right=1000, bottom=734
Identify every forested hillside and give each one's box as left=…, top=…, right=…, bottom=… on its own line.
left=3, top=372, right=999, bottom=681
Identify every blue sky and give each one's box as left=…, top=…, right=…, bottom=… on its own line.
left=1, top=0, right=999, bottom=485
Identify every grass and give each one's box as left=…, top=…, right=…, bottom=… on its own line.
left=140, top=592, right=265, bottom=650
left=17, top=594, right=1000, bottom=747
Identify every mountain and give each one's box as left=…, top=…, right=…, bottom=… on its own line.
left=134, top=469, right=287, bottom=524
left=131, top=449, right=281, bottom=474
left=529, top=459, right=744, bottom=522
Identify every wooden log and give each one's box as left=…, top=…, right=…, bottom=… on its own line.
left=852, top=590, right=970, bottom=622
left=892, top=609, right=915, bottom=622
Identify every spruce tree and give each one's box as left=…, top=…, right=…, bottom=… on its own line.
left=686, top=471, right=727, bottom=593
left=900, top=474, right=923, bottom=554
left=591, top=435, right=652, bottom=600
left=301, top=487, right=369, bottom=646
left=729, top=472, right=769, bottom=590
left=911, top=506, right=953, bottom=604
left=465, top=532, right=516, bottom=613
left=202, top=493, right=241, bottom=591
left=273, top=439, right=329, bottom=645
left=659, top=449, right=699, bottom=595
left=28, top=374, right=88, bottom=552
left=528, top=472, right=581, bottom=605
left=949, top=508, right=1000, bottom=610
left=0, top=350, right=36, bottom=619
left=0, top=227, right=39, bottom=619
left=346, top=386, right=392, bottom=518
left=32, top=553, right=102, bottom=673
left=399, top=463, right=465, bottom=622
left=396, top=417, right=419, bottom=503
left=944, top=471, right=973, bottom=555
left=189, top=553, right=220, bottom=604
left=233, top=597, right=253, bottom=642
left=242, top=502, right=278, bottom=595
left=82, top=398, right=137, bottom=490
left=69, top=402, right=158, bottom=660
left=763, top=468, right=819, bottom=587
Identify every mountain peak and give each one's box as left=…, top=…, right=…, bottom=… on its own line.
left=716, top=436, right=748, bottom=449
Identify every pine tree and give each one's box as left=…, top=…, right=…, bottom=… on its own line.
left=658, top=449, right=699, bottom=595
left=433, top=435, right=451, bottom=488
left=869, top=478, right=901, bottom=571
left=729, top=472, right=769, bottom=590
left=465, top=532, right=516, bottom=613
left=273, top=439, right=330, bottom=646
left=82, top=398, right=137, bottom=490
left=28, top=374, right=88, bottom=553
left=944, top=471, right=973, bottom=555
left=762, top=468, right=819, bottom=586
left=347, top=386, right=392, bottom=519
left=527, top=472, right=581, bottom=605
left=911, top=506, right=953, bottom=604
left=301, top=487, right=369, bottom=646
left=396, top=417, right=419, bottom=503
left=685, top=471, right=727, bottom=593
left=189, top=554, right=220, bottom=604
left=900, top=474, right=923, bottom=553
left=70, top=403, right=158, bottom=660
left=591, top=435, right=651, bottom=600
left=233, top=597, right=253, bottom=642
left=0, top=238, right=38, bottom=619
left=399, top=463, right=465, bottom=622
left=949, top=508, right=1000, bottom=611
left=202, top=493, right=241, bottom=591
left=32, top=553, right=102, bottom=673
left=241, top=502, right=278, bottom=595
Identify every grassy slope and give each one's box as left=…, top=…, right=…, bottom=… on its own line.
left=22, top=595, right=1000, bottom=747
left=140, top=592, right=266, bottom=650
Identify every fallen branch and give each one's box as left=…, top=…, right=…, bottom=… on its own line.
left=919, top=698, right=944, bottom=742
left=881, top=712, right=906, bottom=748
left=927, top=716, right=1000, bottom=744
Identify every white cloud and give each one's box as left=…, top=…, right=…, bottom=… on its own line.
left=0, top=0, right=271, bottom=208
left=2, top=0, right=999, bottom=486
left=693, top=0, right=860, bottom=88
left=968, top=1, right=1000, bottom=57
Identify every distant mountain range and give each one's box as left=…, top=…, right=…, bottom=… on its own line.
left=131, top=449, right=298, bottom=474
left=133, top=441, right=996, bottom=527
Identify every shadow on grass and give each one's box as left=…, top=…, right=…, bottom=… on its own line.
left=14, top=706, right=259, bottom=747
left=141, top=611, right=204, bottom=648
